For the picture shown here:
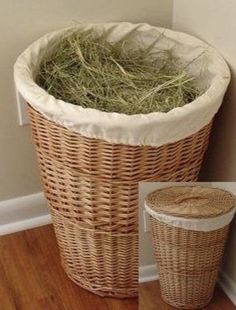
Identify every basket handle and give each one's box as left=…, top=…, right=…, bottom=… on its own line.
left=175, top=195, right=208, bottom=204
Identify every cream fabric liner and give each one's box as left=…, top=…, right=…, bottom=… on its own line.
left=14, top=22, right=230, bottom=146
left=145, top=202, right=236, bottom=232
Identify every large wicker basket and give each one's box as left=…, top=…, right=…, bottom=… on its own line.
left=28, top=106, right=212, bottom=297
left=145, top=186, right=236, bottom=308
left=14, top=22, right=230, bottom=298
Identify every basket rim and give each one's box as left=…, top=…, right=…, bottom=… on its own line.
left=14, top=22, right=230, bottom=146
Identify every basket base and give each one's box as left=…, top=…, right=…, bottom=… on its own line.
left=161, top=294, right=213, bottom=309
left=63, top=264, right=138, bottom=299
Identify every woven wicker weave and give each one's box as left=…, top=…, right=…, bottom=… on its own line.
left=147, top=186, right=236, bottom=218
left=28, top=105, right=212, bottom=298
left=146, top=186, right=235, bottom=309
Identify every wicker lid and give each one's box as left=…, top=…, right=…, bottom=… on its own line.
left=145, top=186, right=235, bottom=219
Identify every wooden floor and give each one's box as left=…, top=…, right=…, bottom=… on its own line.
left=1, top=225, right=235, bottom=310
left=139, top=281, right=236, bottom=310
left=0, top=225, right=138, bottom=310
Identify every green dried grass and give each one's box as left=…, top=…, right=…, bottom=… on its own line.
left=35, top=29, right=201, bottom=114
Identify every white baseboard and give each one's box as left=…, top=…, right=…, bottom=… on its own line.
left=218, top=271, right=236, bottom=306
left=139, top=264, right=159, bottom=283
left=0, top=214, right=52, bottom=236
left=0, top=192, right=51, bottom=235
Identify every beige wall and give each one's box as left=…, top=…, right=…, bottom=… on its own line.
left=139, top=182, right=160, bottom=267
left=0, top=0, right=173, bottom=201
left=173, top=0, right=236, bottom=181
left=212, top=183, right=236, bottom=283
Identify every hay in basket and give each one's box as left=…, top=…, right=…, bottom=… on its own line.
left=35, top=29, right=201, bottom=114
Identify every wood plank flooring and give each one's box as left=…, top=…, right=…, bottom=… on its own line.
left=0, top=225, right=138, bottom=310
left=0, top=224, right=235, bottom=310
left=139, top=281, right=236, bottom=310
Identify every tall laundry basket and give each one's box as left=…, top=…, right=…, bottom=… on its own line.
left=14, top=23, right=230, bottom=298
left=145, top=186, right=236, bottom=309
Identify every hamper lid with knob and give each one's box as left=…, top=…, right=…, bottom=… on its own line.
left=144, top=186, right=236, bottom=309
left=145, top=186, right=236, bottom=232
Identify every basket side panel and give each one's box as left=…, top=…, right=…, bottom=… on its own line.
left=27, top=104, right=213, bottom=298
left=150, top=218, right=229, bottom=308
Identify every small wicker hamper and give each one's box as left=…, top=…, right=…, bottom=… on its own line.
left=145, top=186, right=236, bottom=309
left=14, top=23, right=230, bottom=298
